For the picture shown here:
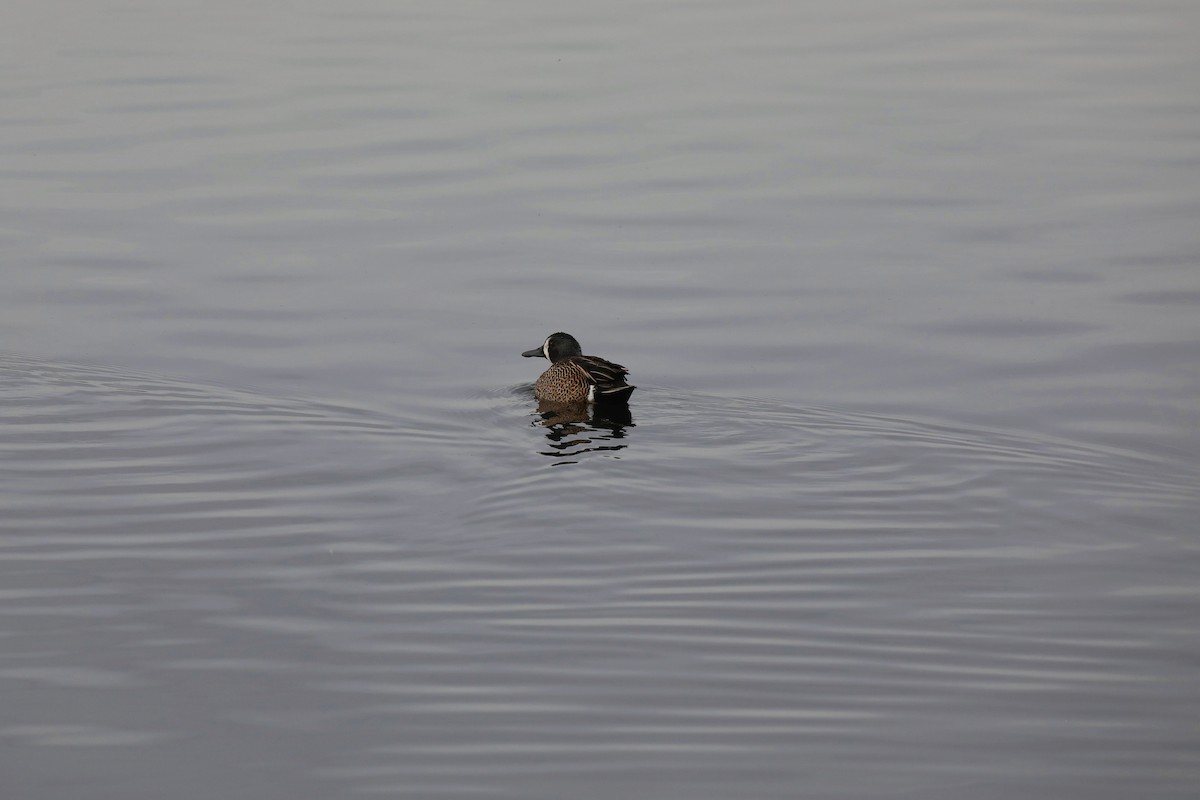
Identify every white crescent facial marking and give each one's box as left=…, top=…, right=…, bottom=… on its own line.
left=543, top=337, right=552, bottom=361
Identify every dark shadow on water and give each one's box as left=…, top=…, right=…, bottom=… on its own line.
left=532, top=398, right=634, bottom=464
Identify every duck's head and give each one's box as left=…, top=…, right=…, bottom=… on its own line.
left=522, top=332, right=582, bottom=363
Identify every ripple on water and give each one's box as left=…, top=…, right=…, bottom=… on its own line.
left=1, top=358, right=1197, bottom=799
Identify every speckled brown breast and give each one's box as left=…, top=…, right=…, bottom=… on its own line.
left=533, top=360, right=594, bottom=403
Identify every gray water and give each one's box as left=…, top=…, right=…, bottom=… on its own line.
left=2, top=1, right=1198, bottom=798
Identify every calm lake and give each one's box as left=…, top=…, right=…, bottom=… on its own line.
left=2, top=1, right=1198, bottom=798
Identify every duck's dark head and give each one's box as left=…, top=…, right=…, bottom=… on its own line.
left=522, top=332, right=583, bottom=363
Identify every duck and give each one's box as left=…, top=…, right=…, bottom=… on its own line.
left=521, top=332, right=635, bottom=404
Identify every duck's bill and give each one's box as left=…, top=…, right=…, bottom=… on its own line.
left=521, top=347, right=545, bottom=358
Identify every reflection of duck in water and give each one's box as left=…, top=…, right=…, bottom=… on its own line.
left=535, top=397, right=632, bottom=428
left=533, top=396, right=633, bottom=460
left=521, top=332, right=635, bottom=405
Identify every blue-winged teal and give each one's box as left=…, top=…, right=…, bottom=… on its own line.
left=522, top=332, right=635, bottom=404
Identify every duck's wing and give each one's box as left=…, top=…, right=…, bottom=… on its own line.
left=568, top=356, right=636, bottom=400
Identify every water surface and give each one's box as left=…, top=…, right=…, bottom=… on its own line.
left=2, top=1, right=1198, bottom=798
